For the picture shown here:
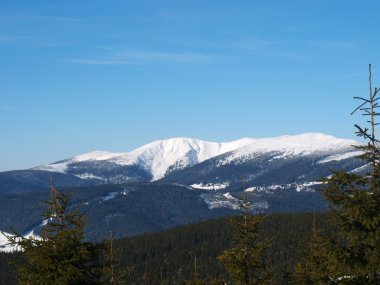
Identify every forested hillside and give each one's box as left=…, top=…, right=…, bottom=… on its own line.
left=0, top=212, right=328, bottom=285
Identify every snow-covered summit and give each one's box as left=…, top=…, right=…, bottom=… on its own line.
left=233, top=133, right=356, bottom=155
left=110, top=137, right=254, bottom=179
left=214, top=133, right=357, bottom=166
left=33, top=133, right=358, bottom=181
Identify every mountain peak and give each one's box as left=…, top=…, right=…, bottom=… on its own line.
left=33, top=133, right=358, bottom=181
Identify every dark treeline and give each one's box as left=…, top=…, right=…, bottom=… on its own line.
left=0, top=212, right=328, bottom=285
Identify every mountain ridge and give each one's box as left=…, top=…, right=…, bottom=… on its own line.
left=32, top=133, right=358, bottom=183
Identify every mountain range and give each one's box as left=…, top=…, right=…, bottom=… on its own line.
left=28, top=133, right=365, bottom=191
left=0, top=133, right=368, bottom=243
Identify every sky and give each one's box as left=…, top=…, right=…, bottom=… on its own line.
left=1, top=0, right=380, bottom=171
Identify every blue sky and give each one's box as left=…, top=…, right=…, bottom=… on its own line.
left=1, top=0, right=380, bottom=171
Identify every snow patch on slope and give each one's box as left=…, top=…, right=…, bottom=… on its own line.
left=191, top=182, right=229, bottom=190
left=0, top=230, right=42, bottom=252
left=34, top=151, right=120, bottom=173
left=71, top=151, right=121, bottom=162
left=318, top=151, right=362, bottom=164
left=0, top=232, right=16, bottom=252
left=75, top=173, right=106, bottom=180
left=36, top=162, right=68, bottom=173
left=200, top=192, right=241, bottom=210
left=200, top=192, right=269, bottom=212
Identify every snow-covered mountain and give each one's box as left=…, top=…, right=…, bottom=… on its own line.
left=33, top=137, right=255, bottom=181
left=31, top=133, right=363, bottom=186
left=0, top=133, right=368, bottom=243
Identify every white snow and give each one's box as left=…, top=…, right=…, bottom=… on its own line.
left=35, top=162, right=68, bottom=173
left=0, top=230, right=42, bottom=252
left=74, top=173, right=105, bottom=180
left=295, top=181, right=323, bottom=192
left=33, top=151, right=120, bottom=174
left=110, top=137, right=252, bottom=180
left=245, top=184, right=288, bottom=192
left=191, top=182, right=229, bottom=190
left=318, top=151, right=362, bottom=164
left=100, top=192, right=118, bottom=202
left=200, top=193, right=242, bottom=210
left=99, top=189, right=130, bottom=203
left=33, top=133, right=358, bottom=181
left=244, top=181, right=324, bottom=193
left=70, top=151, right=121, bottom=162
left=200, top=192, right=269, bottom=212
left=350, top=164, right=370, bottom=174
left=223, top=192, right=235, bottom=199
left=217, top=133, right=357, bottom=166
left=0, top=232, right=15, bottom=252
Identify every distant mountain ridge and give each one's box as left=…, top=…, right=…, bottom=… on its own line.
left=32, top=133, right=360, bottom=183
left=33, top=137, right=254, bottom=180
left=0, top=133, right=368, bottom=242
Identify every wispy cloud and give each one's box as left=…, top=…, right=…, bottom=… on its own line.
left=67, top=49, right=224, bottom=65
left=0, top=13, right=82, bottom=47
left=313, top=40, right=363, bottom=51
left=322, top=68, right=379, bottom=83
left=231, top=36, right=306, bottom=60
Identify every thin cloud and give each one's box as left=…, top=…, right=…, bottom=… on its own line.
left=67, top=49, right=224, bottom=65
left=313, top=40, right=362, bottom=51
left=0, top=13, right=82, bottom=47
left=231, top=36, right=305, bottom=60
left=322, top=68, right=379, bottom=83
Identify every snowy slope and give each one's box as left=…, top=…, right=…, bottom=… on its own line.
left=33, top=133, right=359, bottom=182
left=33, top=137, right=253, bottom=180
left=0, top=231, right=41, bottom=252
left=108, top=137, right=252, bottom=180
left=216, top=133, right=357, bottom=166
left=0, top=232, right=14, bottom=252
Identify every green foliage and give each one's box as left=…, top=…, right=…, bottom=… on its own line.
left=102, top=232, right=130, bottom=285
left=291, top=216, right=332, bottom=284
left=320, top=171, right=380, bottom=283
left=321, top=65, right=380, bottom=284
left=3, top=179, right=103, bottom=285
left=1, top=212, right=330, bottom=285
left=218, top=195, right=272, bottom=285
left=294, top=65, right=380, bottom=284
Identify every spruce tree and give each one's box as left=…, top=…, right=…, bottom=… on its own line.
left=184, top=255, right=204, bottom=285
left=218, top=194, right=272, bottom=285
left=294, top=64, right=380, bottom=284
left=4, top=177, right=103, bottom=285
left=102, top=232, right=129, bottom=285
left=291, top=215, right=333, bottom=284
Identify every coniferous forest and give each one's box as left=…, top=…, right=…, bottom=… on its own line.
left=0, top=212, right=328, bottom=285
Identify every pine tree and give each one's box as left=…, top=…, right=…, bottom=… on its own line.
left=218, top=194, right=272, bottom=285
left=295, top=64, right=380, bottom=284
left=4, top=177, right=103, bottom=285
